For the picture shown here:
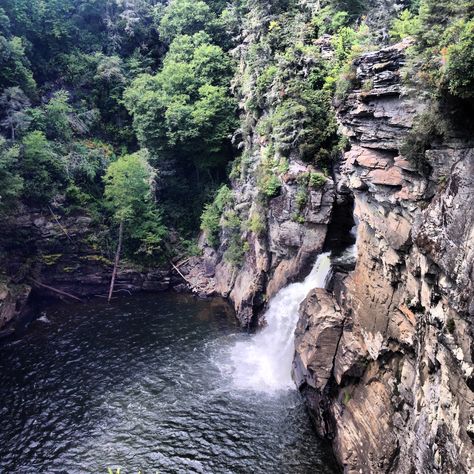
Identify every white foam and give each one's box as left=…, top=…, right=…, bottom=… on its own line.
left=228, top=252, right=332, bottom=392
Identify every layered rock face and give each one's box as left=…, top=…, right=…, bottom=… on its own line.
left=184, top=156, right=335, bottom=326
left=0, top=208, right=173, bottom=332
left=293, top=42, right=474, bottom=472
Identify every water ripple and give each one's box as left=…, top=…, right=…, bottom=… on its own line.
left=0, top=293, right=338, bottom=473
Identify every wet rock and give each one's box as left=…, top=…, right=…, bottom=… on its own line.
left=0, top=281, right=31, bottom=332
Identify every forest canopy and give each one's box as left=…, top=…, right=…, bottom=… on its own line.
left=0, top=0, right=472, bottom=265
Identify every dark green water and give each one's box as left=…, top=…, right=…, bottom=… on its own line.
left=0, top=293, right=338, bottom=473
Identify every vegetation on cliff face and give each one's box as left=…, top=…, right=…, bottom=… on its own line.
left=0, top=0, right=472, bottom=268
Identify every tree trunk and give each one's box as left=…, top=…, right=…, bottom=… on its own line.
left=107, top=220, right=123, bottom=303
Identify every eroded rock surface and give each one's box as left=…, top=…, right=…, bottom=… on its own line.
left=294, top=41, right=474, bottom=473
left=184, top=166, right=334, bottom=326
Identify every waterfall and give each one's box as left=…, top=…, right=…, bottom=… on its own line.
left=229, top=252, right=332, bottom=392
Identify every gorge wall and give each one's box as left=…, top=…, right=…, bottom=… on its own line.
left=293, top=41, right=474, bottom=472
left=184, top=1, right=338, bottom=327
left=1, top=1, right=472, bottom=472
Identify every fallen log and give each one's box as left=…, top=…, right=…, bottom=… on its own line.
left=30, top=279, right=84, bottom=302
left=169, top=261, right=197, bottom=293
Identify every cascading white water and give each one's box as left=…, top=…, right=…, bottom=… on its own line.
left=229, top=252, right=332, bottom=392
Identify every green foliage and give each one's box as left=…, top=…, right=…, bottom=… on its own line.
left=200, top=184, right=232, bottom=247
left=104, top=151, right=153, bottom=223
left=292, top=213, right=305, bottom=224
left=247, top=211, right=266, bottom=235
left=390, top=10, right=421, bottom=41
left=343, top=390, right=351, bottom=405
left=400, top=109, right=446, bottom=174
left=20, top=131, right=65, bottom=204
left=65, top=140, right=113, bottom=186
left=157, top=0, right=215, bottom=43
left=180, top=238, right=202, bottom=257
left=124, top=32, right=236, bottom=170
left=445, top=20, right=474, bottom=99
left=255, top=65, right=278, bottom=105
left=406, top=0, right=473, bottom=104
left=309, top=172, right=327, bottom=188
left=222, top=210, right=246, bottom=267
left=43, top=90, right=74, bottom=142
left=296, top=188, right=308, bottom=210
left=103, top=151, right=166, bottom=259
left=259, top=173, right=281, bottom=198
left=311, top=7, right=350, bottom=36
left=0, top=86, right=31, bottom=140
left=0, top=35, right=36, bottom=95
left=0, top=137, right=22, bottom=212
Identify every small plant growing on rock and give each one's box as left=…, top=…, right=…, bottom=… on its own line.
left=400, top=109, right=446, bottom=175
left=309, top=172, right=327, bottom=188
left=446, top=319, right=455, bottom=334
left=247, top=212, right=266, bottom=235
left=343, top=390, right=351, bottom=405
left=259, top=173, right=281, bottom=198
left=361, top=78, right=373, bottom=93
left=200, top=185, right=232, bottom=248
left=292, top=213, right=305, bottom=224
left=296, top=188, right=308, bottom=210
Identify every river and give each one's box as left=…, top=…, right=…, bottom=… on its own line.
left=0, top=290, right=339, bottom=473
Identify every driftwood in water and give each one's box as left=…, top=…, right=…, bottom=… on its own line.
left=30, top=279, right=83, bottom=302
left=108, top=220, right=123, bottom=303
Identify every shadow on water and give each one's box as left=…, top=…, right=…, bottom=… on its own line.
left=0, top=292, right=340, bottom=473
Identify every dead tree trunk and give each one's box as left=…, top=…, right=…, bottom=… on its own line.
left=108, top=220, right=123, bottom=303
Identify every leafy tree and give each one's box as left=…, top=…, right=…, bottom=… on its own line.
left=390, top=10, right=421, bottom=41
left=417, top=0, right=459, bottom=49
left=104, top=151, right=154, bottom=223
left=0, top=36, right=36, bottom=96
left=0, top=137, right=23, bottom=213
left=445, top=20, right=474, bottom=99
left=43, top=90, right=74, bottom=142
left=157, top=0, right=215, bottom=42
left=103, top=151, right=166, bottom=299
left=20, top=131, right=65, bottom=205
left=124, top=32, right=235, bottom=169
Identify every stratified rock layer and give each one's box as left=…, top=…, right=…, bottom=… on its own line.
left=294, top=41, right=474, bottom=473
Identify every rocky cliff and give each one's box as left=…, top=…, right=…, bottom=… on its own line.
left=0, top=207, right=173, bottom=334
left=293, top=41, right=474, bottom=472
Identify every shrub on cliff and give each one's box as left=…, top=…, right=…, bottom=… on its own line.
left=389, top=10, right=420, bottom=41
left=400, top=109, right=446, bottom=174
left=445, top=20, right=474, bottom=99
left=200, top=184, right=232, bottom=247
